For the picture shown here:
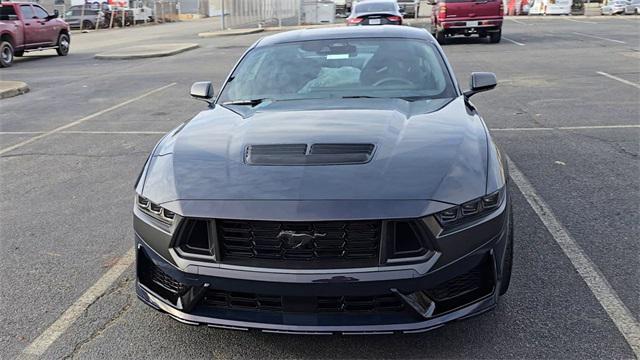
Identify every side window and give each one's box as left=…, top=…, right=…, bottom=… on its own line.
left=0, top=6, right=19, bottom=21
left=33, top=5, right=50, bottom=19
left=20, top=5, right=35, bottom=19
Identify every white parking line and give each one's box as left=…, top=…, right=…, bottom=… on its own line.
left=563, top=18, right=598, bottom=24
left=0, top=83, right=176, bottom=156
left=502, top=36, right=526, bottom=46
left=507, top=157, right=640, bottom=358
left=597, top=71, right=640, bottom=89
left=0, top=131, right=167, bottom=135
left=19, top=247, right=135, bottom=359
left=507, top=18, right=527, bottom=25
left=491, top=124, right=640, bottom=131
left=559, top=124, right=640, bottom=130
left=62, top=130, right=167, bottom=134
left=572, top=32, right=626, bottom=44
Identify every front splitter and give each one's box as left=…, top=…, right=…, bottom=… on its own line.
left=137, top=282, right=497, bottom=335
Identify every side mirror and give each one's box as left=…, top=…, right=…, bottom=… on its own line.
left=190, top=81, right=215, bottom=105
left=463, top=72, right=497, bottom=98
left=46, top=9, right=59, bottom=20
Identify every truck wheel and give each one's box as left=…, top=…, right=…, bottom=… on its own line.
left=489, top=30, right=501, bottom=43
left=56, top=33, right=70, bottom=56
left=0, top=41, right=14, bottom=68
left=435, top=30, right=446, bottom=44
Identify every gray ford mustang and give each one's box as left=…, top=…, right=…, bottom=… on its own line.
left=134, top=26, right=513, bottom=334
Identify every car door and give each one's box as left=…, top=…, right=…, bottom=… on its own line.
left=18, top=4, right=40, bottom=47
left=0, top=5, right=25, bottom=49
left=32, top=5, right=57, bottom=45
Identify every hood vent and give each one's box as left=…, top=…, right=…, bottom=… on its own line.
left=245, top=143, right=375, bottom=166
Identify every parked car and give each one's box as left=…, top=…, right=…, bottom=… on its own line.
left=63, top=6, right=106, bottom=29
left=528, top=0, right=573, bottom=15
left=624, top=0, right=640, bottom=13
left=430, top=0, right=503, bottom=44
left=0, top=1, right=70, bottom=67
left=601, top=0, right=629, bottom=14
left=134, top=26, right=513, bottom=334
left=347, top=0, right=403, bottom=25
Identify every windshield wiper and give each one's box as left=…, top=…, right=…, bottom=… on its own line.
left=341, top=95, right=380, bottom=99
left=222, top=98, right=272, bottom=107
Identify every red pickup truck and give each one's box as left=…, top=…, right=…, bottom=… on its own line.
left=430, top=0, right=503, bottom=44
left=0, top=2, right=70, bottom=67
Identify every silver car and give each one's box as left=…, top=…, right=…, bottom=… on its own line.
left=624, top=0, right=640, bottom=14
left=601, top=0, right=629, bottom=14
left=63, top=6, right=106, bottom=29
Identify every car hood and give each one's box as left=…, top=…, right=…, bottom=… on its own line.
left=141, top=97, right=488, bottom=206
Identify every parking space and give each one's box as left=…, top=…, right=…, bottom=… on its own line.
left=1, top=15, right=638, bottom=360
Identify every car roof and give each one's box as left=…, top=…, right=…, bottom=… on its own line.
left=256, top=26, right=433, bottom=48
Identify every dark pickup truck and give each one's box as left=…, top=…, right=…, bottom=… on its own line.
left=0, top=1, right=70, bottom=67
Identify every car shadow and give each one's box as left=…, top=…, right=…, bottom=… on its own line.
left=441, top=36, right=493, bottom=46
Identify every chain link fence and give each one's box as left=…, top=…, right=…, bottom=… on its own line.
left=218, top=0, right=301, bottom=29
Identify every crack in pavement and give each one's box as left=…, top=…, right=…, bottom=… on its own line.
left=565, top=131, right=639, bottom=160
left=62, top=276, right=134, bottom=360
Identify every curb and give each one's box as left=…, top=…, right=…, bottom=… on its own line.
left=95, top=43, right=199, bottom=60
left=0, top=81, right=30, bottom=99
left=198, top=28, right=264, bottom=37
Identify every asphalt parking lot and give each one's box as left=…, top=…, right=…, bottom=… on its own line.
left=1, top=16, right=639, bottom=359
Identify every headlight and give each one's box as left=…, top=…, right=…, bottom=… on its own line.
left=136, top=195, right=175, bottom=224
left=435, top=188, right=504, bottom=227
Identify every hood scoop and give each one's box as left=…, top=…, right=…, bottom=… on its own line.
left=245, top=143, right=375, bottom=166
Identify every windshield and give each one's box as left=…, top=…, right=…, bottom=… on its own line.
left=354, top=2, right=397, bottom=13
left=218, top=38, right=455, bottom=104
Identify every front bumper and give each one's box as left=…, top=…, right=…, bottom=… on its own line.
left=135, top=199, right=510, bottom=334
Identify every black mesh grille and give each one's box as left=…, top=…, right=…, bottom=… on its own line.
left=428, top=268, right=483, bottom=302
left=218, top=220, right=381, bottom=268
left=151, top=265, right=187, bottom=295
left=201, top=290, right=404, bottom=313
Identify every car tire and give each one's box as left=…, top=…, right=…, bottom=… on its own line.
left=56, top=33, right=70, bottom=56
left=435, top=30, right=446, bottom=44
left=0, top=41, right=14, bottom=68
left=82, top=20, right=94, bottom=30
left=489, top=30, right=502, bottom=43
left=499, top=203, right=514, bottom=296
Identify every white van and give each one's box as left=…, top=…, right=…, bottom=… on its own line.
left=528, top=0, right=572, bottom=14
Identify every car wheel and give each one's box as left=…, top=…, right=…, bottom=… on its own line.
left=489, top=30, right=502, bottom=43
left=435, top=30, right=446, bottom=44
left=56, top=33, right=70, bottom=56
left=82, top=20, right=94, bottom=29
left=499, top=203, right=514, bottom=296
left=0, top=41, right=14, bottom=68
